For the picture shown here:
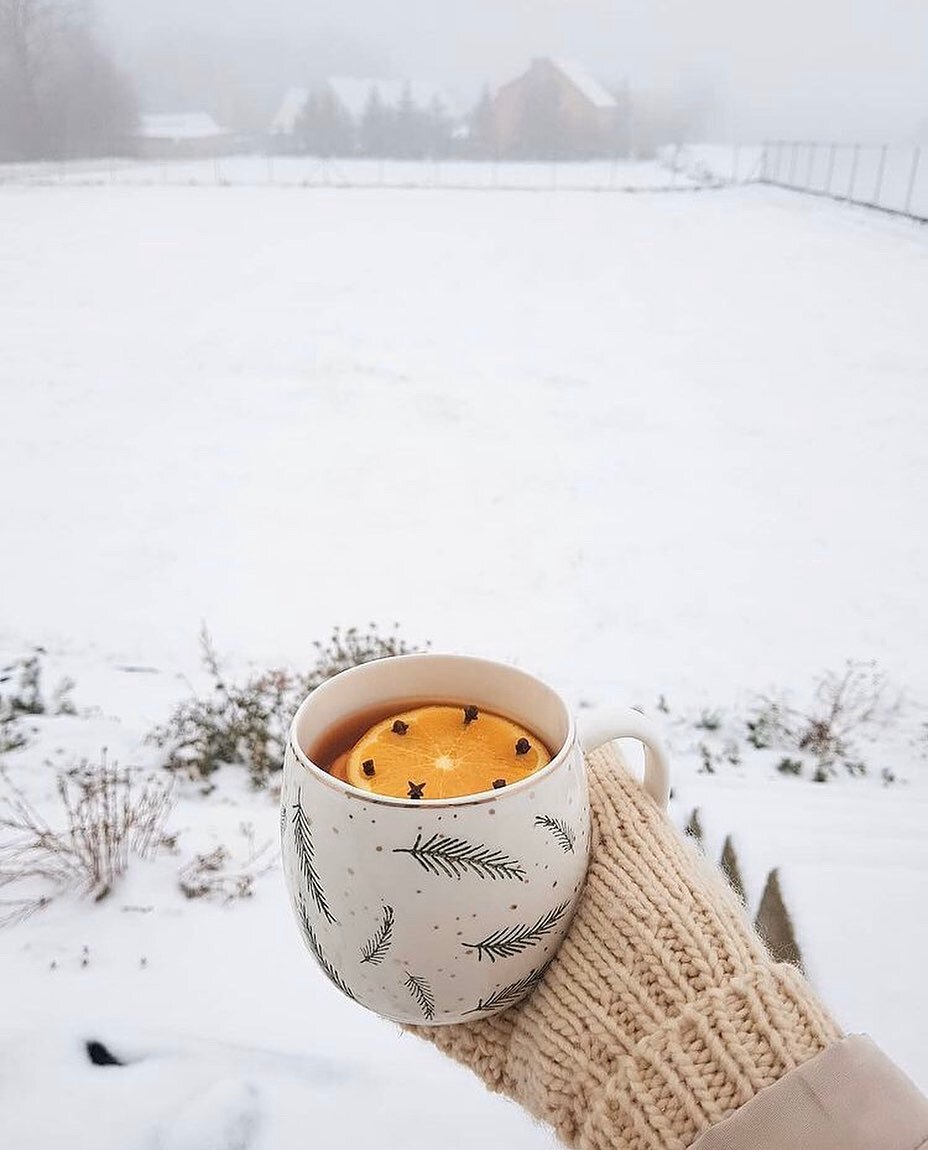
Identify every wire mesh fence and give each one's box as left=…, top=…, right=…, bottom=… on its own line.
left=0, top=154, right=711, bottom=193
left=759, top=141, right=926, bottom=221
left=0, top=144, right=925, bottom=221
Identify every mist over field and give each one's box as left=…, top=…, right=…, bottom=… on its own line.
left=95, top=0, right=928, bottom=139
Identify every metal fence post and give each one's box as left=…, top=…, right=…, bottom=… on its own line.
left=872, top=144, right=887, bottom=207
left=788, top=141, right=798, bottom=185
left=804, top=142, right=815, bottom=190
left=825, top=143, right=837, bottom=195
left=904, top=146, right=921, bottom=217
left=847, top=144, right=860, bottom=202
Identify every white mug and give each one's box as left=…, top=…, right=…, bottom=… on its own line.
left=281, top=653, right=670, bottom=1025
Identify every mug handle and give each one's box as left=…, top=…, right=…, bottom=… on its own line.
left=580, top=708, right=671, bottom=810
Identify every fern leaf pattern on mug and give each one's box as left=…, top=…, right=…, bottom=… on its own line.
left=392, top=832, right=526, bottom=882
left=466, top=963, right=551, bottom=1014
left=534, top=814, right=576, bottom=853
left=360, top=904, right=394, bottom=965
left=297, top=896, right=355, bottom=1000
left=404, top=973, right=435, bottom=1020
left=462, top=900, right=570, bottom=962
left=290, top=791, right=338, bottom=923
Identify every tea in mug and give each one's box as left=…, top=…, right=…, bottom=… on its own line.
left=311, top=702, right=552, bottom=800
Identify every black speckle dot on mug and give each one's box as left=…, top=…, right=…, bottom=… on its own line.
left=376, top=845, right=383, bottom=852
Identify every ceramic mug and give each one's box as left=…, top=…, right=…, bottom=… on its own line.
left=280, top=653, right=670, bottom=1025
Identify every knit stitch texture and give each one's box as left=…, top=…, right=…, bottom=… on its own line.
left=407, top=744, right=841, bottom=1150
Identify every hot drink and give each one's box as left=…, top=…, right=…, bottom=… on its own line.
left=309, top=700, right=552, bottom=800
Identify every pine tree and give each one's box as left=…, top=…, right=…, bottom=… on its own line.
left=359, top=86, right=391, bottom=157
left=469, top=84, right=496, bottom=158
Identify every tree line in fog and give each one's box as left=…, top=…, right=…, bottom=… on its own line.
left=0, top=0, right=136, bottom=160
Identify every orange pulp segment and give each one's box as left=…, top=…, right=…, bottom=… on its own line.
left=345, top=705, right=551, bottom=800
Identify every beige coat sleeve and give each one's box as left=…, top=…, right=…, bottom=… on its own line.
left=691, top=1034, right=928, bottom=1150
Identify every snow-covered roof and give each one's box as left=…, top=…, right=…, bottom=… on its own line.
left=326, top=77, right=453, bottom=120
left=139, top=113, right=228, bottom=141
left=270, top=87, right=309, bottom=135
left=549, top=59, right=617, bottom=109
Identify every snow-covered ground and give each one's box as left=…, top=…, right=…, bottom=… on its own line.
left=1, top=178, right=926, bottom=1147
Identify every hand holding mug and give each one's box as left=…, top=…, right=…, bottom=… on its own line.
left=280, top=653, right=670, bottom=1024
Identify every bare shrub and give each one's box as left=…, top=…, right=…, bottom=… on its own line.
left=697, top=743, right=714, bottom=774
left=694, top=709, right=722, bottom=732
left=0, top=754, right=174, bottom=923
left=746, top=660, right=895, bottom=779
left=178, top=823, right=274, bottom=902
left=149, top=623, right=424, bottom=787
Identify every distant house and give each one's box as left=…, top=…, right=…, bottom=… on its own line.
left=487, top=58, right=618, bottom=158
left=135, top=113, right=234, bottom=159
left=269, top=79, right=457, bottom=155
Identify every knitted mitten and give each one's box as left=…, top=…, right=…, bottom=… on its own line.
left=406, top=744, right=841, bottom=1150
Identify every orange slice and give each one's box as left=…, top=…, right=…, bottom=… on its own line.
left=345, top=705, right=551, bottom=800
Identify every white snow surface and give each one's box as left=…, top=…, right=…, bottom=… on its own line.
left=1, top=178, right=927, bottom=1146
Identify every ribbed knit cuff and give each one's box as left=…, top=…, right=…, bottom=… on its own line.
left=577, top=963, right=842, bottom=1150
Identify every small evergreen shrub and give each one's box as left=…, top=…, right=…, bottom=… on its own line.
left=149, top=624, right=424, bottom=787
left=1, top=652, right=76, bottom=753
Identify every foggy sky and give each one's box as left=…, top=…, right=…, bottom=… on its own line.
left=98, top=0, right=928, bottom=140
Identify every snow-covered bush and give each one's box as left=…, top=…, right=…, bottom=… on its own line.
left=0, top=651, right=76, bottom=753
left=0, top=754, right=174, bottom=924
left=178, top=823, right=274, bottom=902
left=149, top=624, right=424, bottom=788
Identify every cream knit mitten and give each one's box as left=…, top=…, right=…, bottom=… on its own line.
left=407, top=745, right=841, bottom=1150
